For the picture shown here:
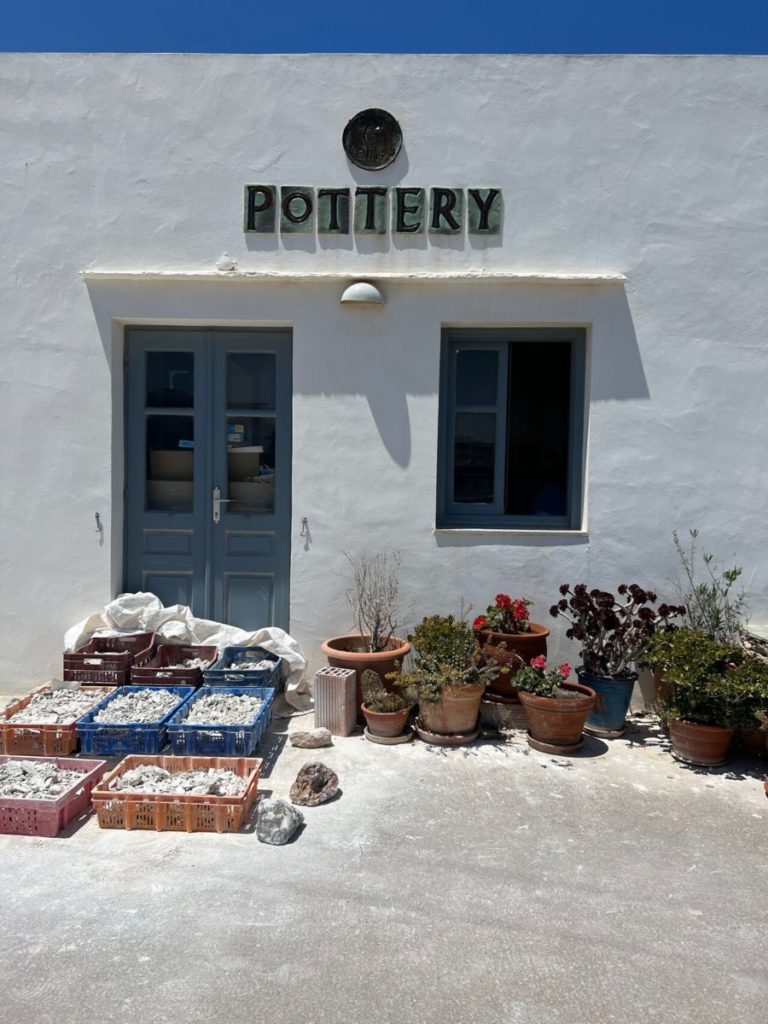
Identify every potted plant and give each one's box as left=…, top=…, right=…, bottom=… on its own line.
left=516, top=656, right=596, bottom=753
left=473, top=594, right=549, bottom=698
left=550, top=584, right=685, bottom=737
left=398, top=613, right=497, bottom=745
left=644, top=628, right=768, bottom=765
left=360, top=668, right=413, bottom=742
left=321, top=551, right=411, bottom=720
left=667, top=529, right=764, bottom=754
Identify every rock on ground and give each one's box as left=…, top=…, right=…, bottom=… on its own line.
left=256, top=797, right=304, bottom=845
left=289, top=762, right=339, bottom=806
left=289, top=728, right=333, bottom=748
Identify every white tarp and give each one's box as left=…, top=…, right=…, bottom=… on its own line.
left=64, top=592, right=312, bottom=712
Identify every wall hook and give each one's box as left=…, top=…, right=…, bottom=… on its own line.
left=300, top=516, right=308, bottom=537
left=94, top=512, right=102, bottom=533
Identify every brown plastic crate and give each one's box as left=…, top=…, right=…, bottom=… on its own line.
left=63, top=633, right=158, bottom=685
left=2, top=685, right=115, bottom=756
left=91, top=754, right=261, bottom=833
left=130, top=645, right=218, bottom=687
left=0, top=755, right=108, bottom=837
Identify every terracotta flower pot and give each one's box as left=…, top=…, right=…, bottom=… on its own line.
left=361, top=703, right=411, bottom=738
left=477, top=624, right=549, bottom=697
left=320, top=635, right=411, bottom=724
left=518, top=682, right=596, bottom=751
left=669, top=718, right=735, bottom=766
left=418, top=683, right=484, bottom=735
left=479, top=692, right=528, bottom=733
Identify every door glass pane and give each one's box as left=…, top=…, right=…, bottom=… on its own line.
left=146, top=415, right=194, bottom=512
left=227, top=417, right=275, bottom=513
left=227, top=353, right=276, bottom=410
left=453, top=412, right=495, bottom=503
left=455, top=350, right=498, bottom=406
left=506, top=342, right=570, bottom=517
left=146, top=352, right=194, bottom=408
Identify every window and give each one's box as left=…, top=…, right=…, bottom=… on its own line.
left=437, top=329, right=586, bottom=530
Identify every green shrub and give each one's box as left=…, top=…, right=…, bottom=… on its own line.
left=644, top=628, right=768, bottom=728
left=397, top=614, right=496, bottom=703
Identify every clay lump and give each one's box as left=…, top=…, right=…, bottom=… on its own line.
left=93, top=688, right=180, bottom=724
left=0, top=759, right=86, bottom=799
left=110, top=764, right=246, bottom=796
left=181, top=692, right=263, bottom=725
left=7, top=689, right=106, bottom=725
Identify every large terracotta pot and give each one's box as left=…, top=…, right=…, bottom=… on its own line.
left=669, top=718, right=735, bottom=766
left=361, top=703, right=411, bottom=738
left=418, top=683, right=484, bottom=735
left=518, top=682, right=596, bottom=750
left=320, top=635, right=411, bottom=724
left=477, top=624, right=549, bottom=697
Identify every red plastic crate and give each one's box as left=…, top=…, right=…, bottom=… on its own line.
left=130, top=645, right=218, bottom=687
left=0, top=755, right=107, bottom=837
left=2, top=685, right=115, bottom=756
left=63, top=633, right=158, bottom=685
left=92, top=754, right=261, bottom=833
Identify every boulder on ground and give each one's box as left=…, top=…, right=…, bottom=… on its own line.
left=289, top=762, right=339, bottom=806
left=289, top=727, right=333, bottom=748
left=256, top=797, right=304, bottom=845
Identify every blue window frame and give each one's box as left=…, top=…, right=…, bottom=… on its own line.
left=437, top=329, right=586, bottom=530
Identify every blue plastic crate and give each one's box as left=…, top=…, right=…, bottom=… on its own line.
left=202, top=646, right=282, bottom=689
left=75, top=685, right=196, bottom=756
left=165, top=686, right=275, bottom=756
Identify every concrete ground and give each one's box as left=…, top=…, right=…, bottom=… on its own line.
left=1, top=709, right=767, bottom=1024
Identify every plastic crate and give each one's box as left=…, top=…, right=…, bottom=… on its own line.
left=75, top=685, right=195, bottom=756
left=130, top=645, right=218, bottom=687
left=0, top=755, right=108, bottom=837
left=91, top=754, right=261, bottom=833
left=166, top=686, right=275, bottom=756
left=2, top=685, right=115, bottom=756
left=203, top=646, right=282, bottom=688
left=63, top=633, right=159, bottom=685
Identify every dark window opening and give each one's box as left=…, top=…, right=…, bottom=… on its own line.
left=438, top=330, right=585, bottom=530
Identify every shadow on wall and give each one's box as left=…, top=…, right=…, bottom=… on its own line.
left=85, top=277, right=649, bottom=478
left=590, top=287, right=649, bottom=403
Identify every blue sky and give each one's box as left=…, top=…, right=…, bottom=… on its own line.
left=1, top=0, right=767, bottom=53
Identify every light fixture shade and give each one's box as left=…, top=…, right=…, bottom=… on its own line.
left=340, top=280, right=386, bottom=305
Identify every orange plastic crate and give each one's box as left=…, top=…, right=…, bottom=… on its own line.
left=2, top=685, right=115, bottom=756
left=91, top=754, right=261, bottom=833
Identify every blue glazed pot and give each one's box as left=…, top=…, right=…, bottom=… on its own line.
left=577, top=668, right=636, bottom=735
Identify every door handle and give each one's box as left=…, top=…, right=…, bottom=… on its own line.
left=212, top=486, right=235, bottom=524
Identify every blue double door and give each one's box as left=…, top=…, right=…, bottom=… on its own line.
left=124, top=328, right=292, bottom=630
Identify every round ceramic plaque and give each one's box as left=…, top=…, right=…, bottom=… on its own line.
left=342, top=108, right=402, bottom=170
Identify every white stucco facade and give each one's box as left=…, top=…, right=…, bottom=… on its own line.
left=1, top=53, right=766, bottom=687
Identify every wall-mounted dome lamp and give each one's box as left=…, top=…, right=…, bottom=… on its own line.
left=339, top=280, right=386, bottom=306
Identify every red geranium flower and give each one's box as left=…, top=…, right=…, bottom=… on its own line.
left=530, top=654, right=547, bottom=670
left=473, top=615, right=489, bottom=630
left=558, top=663, right=572, bottom=679
left=512, top=599, right=529, bottom=620
left=495, top=594, right=512, bottom=609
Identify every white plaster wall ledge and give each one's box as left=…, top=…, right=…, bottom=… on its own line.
left=80, top=269, right=627, bottom=285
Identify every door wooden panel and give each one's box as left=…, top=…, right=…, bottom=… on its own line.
left=124, top=328, right=292, bottom=630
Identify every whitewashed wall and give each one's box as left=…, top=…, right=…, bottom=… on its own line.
left=0, top=54, right=766, bottom=689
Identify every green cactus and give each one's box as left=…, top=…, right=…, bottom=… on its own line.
left=360, top=668, right=411, bottom=713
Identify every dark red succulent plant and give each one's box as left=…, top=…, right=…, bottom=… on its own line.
left=550, top=583, right=685, bottom=677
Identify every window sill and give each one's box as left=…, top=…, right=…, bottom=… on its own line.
left=433, top=527, right=588, bottom=538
